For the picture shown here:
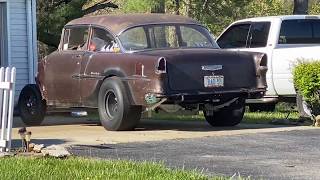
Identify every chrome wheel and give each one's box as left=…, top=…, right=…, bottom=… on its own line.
left=105, top=90, right=118, bottom=119
left=23, top=93, right=38, bottom=115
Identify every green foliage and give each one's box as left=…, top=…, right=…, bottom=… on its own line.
left=310, top=1, right=320, bottom=14
left=37, top=0, right=320, bottom=50
left=0, top=157, right=216, bottom=180
left=118, top=0, right=156, bottom=13
left=293, top=61, right=320, bottom=111
left=37, top=0, right=118, bottom=49
left=114, top=0, right=294, bottom=36
left=185, top=0, right=292, bottom=36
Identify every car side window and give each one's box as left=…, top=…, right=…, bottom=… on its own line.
left=90, top=27, right=118, bottom=52
left=248, top=22, right=270, bottom=48
left=279, top=19, right=320, bottom=44
left=119, top=27, right=148, bottom=51
left=62, top=27, right=89, bottom=51
left=217, top=24, right=250, bottom=49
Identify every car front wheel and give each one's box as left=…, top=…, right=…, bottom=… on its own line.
left=204, top=98, right=245, bottom=127
left=98, top=77, right=142, bottom=131
left=18, top=84, right=46, bottom=126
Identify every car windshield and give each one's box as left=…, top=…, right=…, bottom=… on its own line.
left=119, top=24, right=218, bottom=51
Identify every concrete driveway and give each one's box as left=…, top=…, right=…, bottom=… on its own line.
left=12, top=115, right=313, bottom=146
left=11, top=115, right=319, bottom=179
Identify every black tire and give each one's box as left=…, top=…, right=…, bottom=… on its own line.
left=98, top=77, right=142, bottom=131
left=18, top=84, right=46, bottom=126
left=296, top=93, right=312, bottom=118
left=204, top=98, right=245, bottom=127
left=248, top=103, right=276, bottom=112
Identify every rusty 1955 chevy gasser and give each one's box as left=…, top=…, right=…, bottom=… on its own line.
left=18, top=14, right=267, bottom=131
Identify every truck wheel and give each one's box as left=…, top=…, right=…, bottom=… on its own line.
left=204, top=98, right=245, bottom=126
left=248, top=103, right=276, bottom=112
left=296, top=93, right=312, bottom=118
left=98, top=77, right=142, bottom=131
left=18, top=84, right=46, bottom=126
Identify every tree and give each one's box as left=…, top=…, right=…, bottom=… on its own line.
left=151, top=0, right=165, bottom=13
left=37, top=0, right=118, bottom=49
left=293, top=0, right=309, bottom=14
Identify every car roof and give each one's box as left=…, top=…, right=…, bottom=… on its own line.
left=66, top=13, right=200, bottom=35
left=234, top=15, right=320, bottom=23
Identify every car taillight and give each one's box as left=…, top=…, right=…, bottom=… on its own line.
left=156, top=57, right=166, bottom=74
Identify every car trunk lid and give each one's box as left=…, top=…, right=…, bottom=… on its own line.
left=152, top=49, right=258, bottom=91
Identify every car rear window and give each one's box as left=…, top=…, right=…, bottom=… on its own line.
left=119, top=24, right=217, bottom=51
left=279, top=19, right=320, bottom=44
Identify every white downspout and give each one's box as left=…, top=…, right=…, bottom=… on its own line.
left=26, top=0, right=34, bottom=84
left=31, top=0, right=37, bottom=82
left=6, top=0, right=11, bottom=67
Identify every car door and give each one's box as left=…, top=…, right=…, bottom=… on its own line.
left=44, top=26, right=90, bottom=106
left=79, top=26, right=118, bottom=106
left=272, top=19, right=320, bottom=95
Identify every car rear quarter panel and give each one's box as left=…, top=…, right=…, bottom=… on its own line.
left=81, top=53, right=164, bottom=107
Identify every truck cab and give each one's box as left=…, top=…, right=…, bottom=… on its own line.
left=217, top=15, right=320, bottom=114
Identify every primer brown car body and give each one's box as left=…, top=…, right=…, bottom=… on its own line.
left=20, top=14, right=267, bottom=131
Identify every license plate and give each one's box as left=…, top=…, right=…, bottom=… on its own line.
left=204, top=76, right=224, bottom=87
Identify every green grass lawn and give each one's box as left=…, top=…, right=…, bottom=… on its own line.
left=146, top=103, right=300, bottom=124
left=147, top=111, right=299, bottom=124
left=0, top=157, right=226, bottom=180
left=87, top=103, right=302, bottom=125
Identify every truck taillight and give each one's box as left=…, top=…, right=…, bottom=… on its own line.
left=156, top=57, right=166, bottom=74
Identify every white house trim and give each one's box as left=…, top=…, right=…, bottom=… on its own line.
left=5, top=1, right=11, bottom=67
left=31, top=0, right=37, bottom=83
left=26, top=0, right=34, bottom=84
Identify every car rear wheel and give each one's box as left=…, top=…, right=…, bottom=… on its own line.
left=204, top=98, right=245, bottom=127
left=18, top=84, right=46, bottom=126
left=98, top=77, right=142, bottom=131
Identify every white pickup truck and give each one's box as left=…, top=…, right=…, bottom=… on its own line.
left=216, top=15, right=320, bottom=116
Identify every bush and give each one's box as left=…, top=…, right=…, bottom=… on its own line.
left=293, top=61, right=320, bottom=115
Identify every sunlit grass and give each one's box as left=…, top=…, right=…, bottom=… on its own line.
left=146, top=103, right=300, bottom=124
left=0, top=157, right=225, bottom=180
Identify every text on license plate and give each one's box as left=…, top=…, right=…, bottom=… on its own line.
left=204, top=76, right=224, bottom=87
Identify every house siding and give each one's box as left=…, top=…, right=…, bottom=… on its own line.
left=9, top=0, right=35, bottom=99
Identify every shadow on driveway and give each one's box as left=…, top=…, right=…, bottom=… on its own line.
left=13, top=113, right=295, bottom=133
left=11, top=139, right=67, bottom=149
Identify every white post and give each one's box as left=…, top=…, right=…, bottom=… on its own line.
left=6, top=67, right=15, bottom=151
left=0, top=67, right=16, bottom=152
